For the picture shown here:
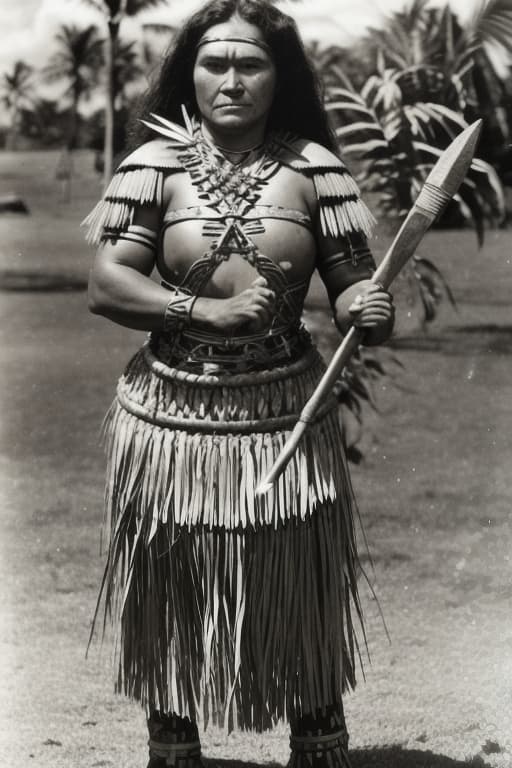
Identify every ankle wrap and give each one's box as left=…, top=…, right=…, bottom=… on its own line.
left=148, top=739, right=201, bottom=761
left=147, top=712, right=201, bottom=767
left=290, top=726, right=349, bottom=753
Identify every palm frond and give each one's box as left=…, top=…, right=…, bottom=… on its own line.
left=468, top=0, right=512, bottom=48
left=328, top=86, right=367, bottom=105
left=335, top=122, right=385, bottom=138
left=325, top=101, right=376, bottom=117
left=413, top=256, right=457, bottom=309
left=43, top=24, right=103, bottom=99
left=340, top=139, right=390, bottom=158
left=404, top=102, right=467, bottom=140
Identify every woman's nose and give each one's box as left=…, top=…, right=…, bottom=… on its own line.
left=221, top=67, right=243, bottom=93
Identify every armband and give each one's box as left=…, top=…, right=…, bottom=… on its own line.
left=319, top=236, right=374, bottom=275
left=102, top=224, right=157, bottom=253
left=162, top=282, right=196, bottom=333
left=317, top=232, right=376, bottom=303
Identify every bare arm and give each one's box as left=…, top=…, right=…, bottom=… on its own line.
left=315, top=228, right=395, bottom=346
left=88, top=206, right=171, bottom=330
left=88, top=207, right=275, bottom=333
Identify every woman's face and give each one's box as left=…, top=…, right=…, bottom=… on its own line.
left=193, top=17, right=276, bottom=137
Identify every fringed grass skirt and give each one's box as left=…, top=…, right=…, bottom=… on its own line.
left=95, top=340, right=365, bottom=731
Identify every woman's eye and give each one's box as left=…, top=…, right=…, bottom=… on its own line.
left=240, top=62, right=262, bottom=72
left=200, top=59, right=265, bottom=75
left=205, top=61, right=226, bottom=73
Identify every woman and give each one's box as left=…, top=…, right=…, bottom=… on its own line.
left=85, top=1, right=394, bottom=766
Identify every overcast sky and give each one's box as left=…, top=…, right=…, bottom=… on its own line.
left=0, top=0, right=477, bottom=79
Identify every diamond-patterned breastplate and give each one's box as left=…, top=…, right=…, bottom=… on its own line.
left=159, top=129, right=311, bottom=332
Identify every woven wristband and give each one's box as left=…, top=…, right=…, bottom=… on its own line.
left=163, top=288, right=196, bottom=333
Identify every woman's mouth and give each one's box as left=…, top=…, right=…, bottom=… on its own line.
left=215, top=104, right=248, bottom=110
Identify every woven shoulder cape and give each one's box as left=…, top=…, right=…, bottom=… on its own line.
left=83, top=113, right=375, bottom=245
left=271, top=137, right=375, bottom=239
left=83, top=137, right=183, bottom=245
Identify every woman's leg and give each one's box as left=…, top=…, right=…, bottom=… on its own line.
left=147, top=712, right=202, bottom=768
left=289, top=702, right=351, bottom=768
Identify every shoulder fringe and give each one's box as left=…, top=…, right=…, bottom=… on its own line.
left=82, top=129, right=193, bottom=246
left=273, top=137, right=376, bottom=239
left=310, top=168, right=376, bottom=240
left=82, top=167, right=164, bottom=245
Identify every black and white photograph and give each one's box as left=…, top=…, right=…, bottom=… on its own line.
left=1, top=1, right=511, bottom=766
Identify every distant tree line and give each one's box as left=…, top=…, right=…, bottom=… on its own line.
left=1, top=0, right=511, bottom=213
left=2, top=0, right=511, bottom=452
left=0, top=0, right=170, bottom=183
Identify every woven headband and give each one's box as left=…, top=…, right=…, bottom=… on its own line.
left=196, top=36, right=271, bottom=54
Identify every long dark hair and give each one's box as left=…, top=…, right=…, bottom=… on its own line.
left=129, top=0, right=337, bottom=151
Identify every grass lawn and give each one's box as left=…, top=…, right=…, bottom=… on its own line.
left=0, top=150, right=511, bottom=768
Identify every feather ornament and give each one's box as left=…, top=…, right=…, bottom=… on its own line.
left=82, top=125, right=193, bottom=246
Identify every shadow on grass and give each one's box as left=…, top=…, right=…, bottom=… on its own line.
left=0, top=269, right=87, bottom=292
left=350, top=746, right=491, bottom=767
left=204, top=748, right=493, bottom=768
left=389, top=325, right=512, bottom=354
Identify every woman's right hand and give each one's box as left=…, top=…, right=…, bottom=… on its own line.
left=193, top=276, right=276, bottom=333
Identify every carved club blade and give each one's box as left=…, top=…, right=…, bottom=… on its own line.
left=425, top=119, right=483, bottom=200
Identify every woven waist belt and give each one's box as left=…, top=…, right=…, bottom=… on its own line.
left=150, top=323, right=308, bottom=375
left=116, top=341, right=339, bottom=434
left=106, top=340, right=348, bottom=529
left=117, top=389, right=338, bottom=433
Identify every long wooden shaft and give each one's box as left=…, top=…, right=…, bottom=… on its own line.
left=256, top=119, right=482, bottom=495
left=256, top=209, right=433, bottom=494
left=373, top=209, right=432, bottom=288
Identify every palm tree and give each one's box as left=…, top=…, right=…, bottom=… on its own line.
left=112, top=39, right=144, bottom=109
left=327, top=67, right=505, bottom=323
left=90, top=39, right=146, bottom=174
left=360, top=0, right=512, bottom=169
left=0, top=61, right=34, bottom=149
left=19, top=98, right=69, bottom=147
left=321, top=0, right=512, bottom=325
left=463, top=1, right=512, bottom=171
left=139, top=22, right=177, bottom=84
left=83, top=0, right=169, bottom=187
left=44, top=24, right=104, bottom=150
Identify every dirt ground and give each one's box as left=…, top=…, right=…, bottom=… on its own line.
left=0, top=151, right=511, bottom=768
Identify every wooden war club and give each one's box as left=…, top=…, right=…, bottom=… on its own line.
left=257, top=119, right=483, bottom=496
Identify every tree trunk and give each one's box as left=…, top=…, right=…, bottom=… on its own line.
left=68, top=88, right=79, bottom=150
left=7, top=105, right=19, bottom=151
left=103, top=19, right=119, bottom=190
left=61, top=90, right=79, bottom=202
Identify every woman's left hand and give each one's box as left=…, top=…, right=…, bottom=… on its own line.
left=348, top=283, right=394, bottom=330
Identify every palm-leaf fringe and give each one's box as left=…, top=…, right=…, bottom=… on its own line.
left=102, top=344, right=350, bottom=534
left=92, top=343, right=367, bottom=730
left=311, top=170, right=376, bottom=239
left=81, top=115, right=197, bottom=246
left=82, top=167, right=164, bottom=245
left=274, top=138, right=376, bottom=240
left=99, top=501, right=364, bottom=731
